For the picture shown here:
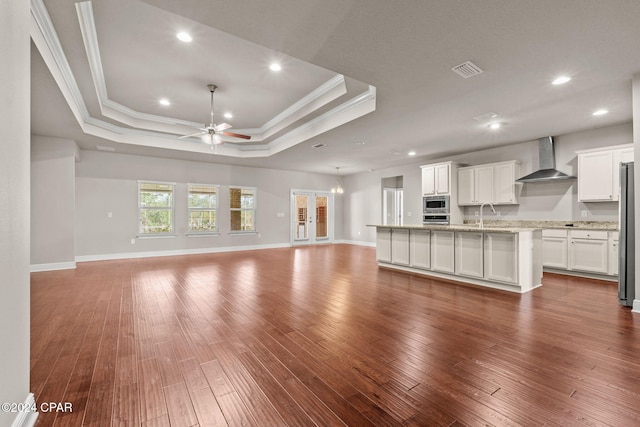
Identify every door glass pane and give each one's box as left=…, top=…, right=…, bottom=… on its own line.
left=316, top=196, right=328, bottom=239
left=295, top=195, right=308, bottom=240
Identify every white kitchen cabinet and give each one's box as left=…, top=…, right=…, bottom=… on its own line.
left=577, top=144, right=634, bottom=202
left=421, top=162, right=451, bottom=195
left=542, top=229, right=569, bottom=269
left=608, top=231, right=619, bottom=276
left=484, top=233, right=519, bottom=284
left=494, top=161, right=521, bottom=204
left=431, top=230, right=455, bottom=273
left=376, top=228, right=392, bottom=262
left=391, top=228, right=410, bottom=265
left=457, top=161, right=520, bottom=206
left=454, top=231, right=484, bottom=278
left=457, top=168, right=475, bottom=205
left=409, top=229, right=431, bottom=269
left=568, top=230, right=608, bottom=274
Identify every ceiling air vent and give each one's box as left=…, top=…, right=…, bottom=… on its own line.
left=312, top=143, right=327, bottom=149
left=452, top=61, right=484, bottom=79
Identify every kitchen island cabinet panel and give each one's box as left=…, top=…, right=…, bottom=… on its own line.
left=391, top=228, right=410, bottom=265
left=376, top=228, right=392, bottom=263
left=484, top=232, right=518, bottom=284
left=431, top=230, right=455, bottom=273
left=455, top=231, right=484, bottom=278
left=409, top=229, right=431, bottom=269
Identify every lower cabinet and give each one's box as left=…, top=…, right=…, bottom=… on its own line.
left=484, top=232, right=518, bottom=284
left=409, top=229, right=431, bottom=269
left=454, top=232, right=484, bottom=278
left=391, top=228, right=410, bottom=265
left=608, top=232, right=619, bottom=276
left=542, top=229, right=615, bottom=276
left=376, top=228, right=392, bottom=262
left=568, top=231, right=608, bottom=274
left=431, top=230, right=455, bottom=273
left=542, top=229, right=569, bottom=269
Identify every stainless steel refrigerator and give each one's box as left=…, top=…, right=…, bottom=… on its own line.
left=619, top=161, right=635, bottom=307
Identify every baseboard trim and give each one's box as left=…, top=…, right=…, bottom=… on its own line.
left=10, top=393, right=38, bottom=427
left=543, top=267, right=617, bottom=282
left=633, top=299, right=640, bottom=313
left=30, top=261, right=76, bottom=272
left=75, top=243, right=292, bottom=263
left=334, top=239, right=376, bottom=247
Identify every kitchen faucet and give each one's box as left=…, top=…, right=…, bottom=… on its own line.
left=478, top=202, right=496, bottom=229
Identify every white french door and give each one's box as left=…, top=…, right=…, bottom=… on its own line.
left=291, top=191, right=332, bottom=245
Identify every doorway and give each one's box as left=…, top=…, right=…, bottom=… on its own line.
left=291, top=191, right=332, bottom=245
left=382, top=176, right=404, bottom=226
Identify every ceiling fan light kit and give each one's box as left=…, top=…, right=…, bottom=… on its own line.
left=179, top=84, right=251, bottom=149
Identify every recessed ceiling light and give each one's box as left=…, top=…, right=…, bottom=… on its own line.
left=176, top=32, right=192, bottom=42
left=224, top=112, right=233, bottom=119
left=593, top=109, right=608, bottom=116
left=269, top=62, right=282, bottom=72
left=159, top=98, right=170, bottom=106
left=552, top=76, right=571, bottom=85
left=408, top=151, right=416, bottom=156
left=489, top=122, right=501, bottom=130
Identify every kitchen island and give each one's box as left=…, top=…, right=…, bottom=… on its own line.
left=370, top=224, right=542, bottom=293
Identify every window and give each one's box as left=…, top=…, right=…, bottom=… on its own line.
left=188, top=184, right=218, bottom=234
left=229, top=186, right=256, bottom=232
left=138, top=181, right=175, bottom=235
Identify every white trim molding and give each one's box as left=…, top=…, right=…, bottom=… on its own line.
left=10, top=393, right=38, bottom=427
left=75, top=243, right=293, bottom=263
left=30, top=262, right=76, bottom=272
left=633, top=299, right=640, bottom=313
left=334, top=239, right=376, bottom=247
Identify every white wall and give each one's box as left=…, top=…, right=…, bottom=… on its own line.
left=74, top=150, right=344, bottom=259
left=0, top=0, right=33, bottom=425
left=344, top=122, right=632, bottom=244
left=31, top=136, right=78, bottom=268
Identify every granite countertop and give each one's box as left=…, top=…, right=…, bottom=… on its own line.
left=470, top=220, right=618, bottom=231
left=368, top=219, right=618, bottom=232
left=367, top=224, right=538, bottom=233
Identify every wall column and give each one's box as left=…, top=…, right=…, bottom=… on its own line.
left=0, top=0, right=37, bottom=425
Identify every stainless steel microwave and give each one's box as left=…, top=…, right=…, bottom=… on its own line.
left=423, top=195, right=450, bottom=214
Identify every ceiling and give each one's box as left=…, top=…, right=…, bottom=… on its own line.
left=31, top=0, right=640, bottom=176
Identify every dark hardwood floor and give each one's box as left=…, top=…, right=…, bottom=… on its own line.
left=30, top=244, right=640, bottom=426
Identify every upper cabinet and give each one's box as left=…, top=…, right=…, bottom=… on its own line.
left=421, top=162, right=453, bottom=195
left=457, top=160, right=521, bottom=206
left=577, top=144, right=634, bottom=202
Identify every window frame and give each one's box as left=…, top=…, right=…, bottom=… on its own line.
left=229, top=186, right=257, bottom=234
left=137, top=180, right=176, bottom=237
left=187, top=183, right=220, bottom=236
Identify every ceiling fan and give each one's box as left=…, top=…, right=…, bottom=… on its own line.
left=179, top=84, right=251, bottom=146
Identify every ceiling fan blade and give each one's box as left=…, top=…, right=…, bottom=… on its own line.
left=214, top=123, right=232, bottom=132
left=179, top=131, right=207, bottom=139
left=222, top=131, right=251, bottom=140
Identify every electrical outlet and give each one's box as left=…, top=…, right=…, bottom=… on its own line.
left=407, top=211, right=412, bottom=217
left=496, top=211, right=501, bottom=217
left=107, top=212, right=113, bottom=218
left=130, top=238, right=136, bottom=244
left=474, top=211, right=479, bottom=217
left=581, top=210, right=588, bottom=218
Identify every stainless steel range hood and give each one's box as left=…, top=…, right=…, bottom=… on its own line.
left=516, top=136, right=576, bottom=183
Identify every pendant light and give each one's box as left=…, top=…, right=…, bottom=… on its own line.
left=331, top=167, right=344, bottom=194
